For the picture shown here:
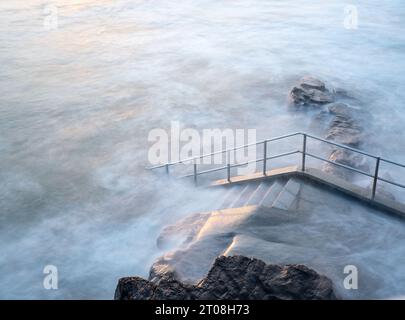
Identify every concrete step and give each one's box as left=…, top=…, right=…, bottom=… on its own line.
left=219, top=185, right=243, bottom=209
left=231, top=182, right=261, bottom=208
left=245, top=181, right=272, bottom=206
left=272, top=178, right=301, bottom=210
left=259, top=181, right=284, bottom=207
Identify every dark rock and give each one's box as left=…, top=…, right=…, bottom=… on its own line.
left=321, top=102, right=371, bottom=178
left=323, top=148, right=370, bottom=179
left=288, top=79, right=372, bottom=181
left=289, top=77, right=334, bottom=106
left=114, top=274, right=198, bottom=300
left=327, top=102, right=355, bottom=118
left=115, top=255, right=337, bottom=300
left=325, top=111, right=363, bottom=147
left=149, top=260, right=178, bottom=282
left=326, top=126, right=363, bottom=147
left=300, top=76, right=326, bottom=91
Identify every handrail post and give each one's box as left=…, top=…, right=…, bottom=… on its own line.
left=165, top=164, right=169, bottom=175
left=372, top=157, right=380, bottom=200
left=263, top=140, right=267, bottom=176
left=227, top=150, right=231, bottom=182
left=302, top=133, right=307, bottom=172
left=193, top=161, right=198, bottom=186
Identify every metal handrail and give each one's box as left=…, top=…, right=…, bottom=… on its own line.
left=146, top=132, right=302, bottom=170
left=380, top=158, right=405, bottom=169
left=305, top=152, right=374, bottom=178
left=178, top=150, right=301, bottom=179
left=305, top=133, right=378, bottom=159
left=147, top=132, right=405, bottom=200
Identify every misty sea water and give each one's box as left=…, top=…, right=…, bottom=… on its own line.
left=1, top=0, right=405, bottom=299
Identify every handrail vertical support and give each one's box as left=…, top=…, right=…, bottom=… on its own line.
left=263, top=140, right=268, bottom=176
left=227, top=150, right=231, bottom=182
left=302, top=133, right=307, bottom=172
left=372, top=157, right=380, bottom=200
left=193, top=161, right=197, bottom=186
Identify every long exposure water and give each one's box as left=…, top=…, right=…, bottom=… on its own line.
left=1, top=0, right=405, bottom=299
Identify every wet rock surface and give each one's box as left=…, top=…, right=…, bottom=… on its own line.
left=321, top=101, right=369, bottom=178
left=289, top=76, right=335, bottom=106
left=325, top=103, right=364, bottom=147
left=290, top=77, right=371, bottom=179
left=289, top=76, right=397, bottom=199
left=322, top=149, right=370, bottom=178
left=115, top=255, right=337, bottom=300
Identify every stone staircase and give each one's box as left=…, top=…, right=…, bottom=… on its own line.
left=218, top=178, right=302, bottom=211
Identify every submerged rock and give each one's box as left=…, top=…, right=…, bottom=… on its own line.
left=289, top=76, right=334, bottom=106
left=323, top=149, right=370, bottom=179
left=299, top=76, right=326, bottom=91
left=288, top=78, right=382, bottom=188
left=325, top=102, right=364, bottom=147
left=115, top=256, right=337, bottom=300
left=328, top=102, right=355, bottom=118
left=322, top=102, right=371, bottom=178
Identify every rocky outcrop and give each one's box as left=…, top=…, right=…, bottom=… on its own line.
left=289, top=76, right=334, bottom=106
left=325, top=102, right=364, bottom=147
left=321, top=102, right=370, bottom=178
left=323, top=149, right=369, bottom=178
left=289, top=77, right=372, bottom=179
left=324, top=101, right=380, bottom=180
left=115, top=255, right=337, bottom=300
